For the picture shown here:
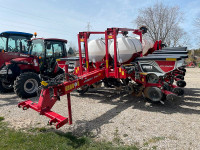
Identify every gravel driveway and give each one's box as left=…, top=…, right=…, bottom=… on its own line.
left=0, top=68, right=200, bottom=149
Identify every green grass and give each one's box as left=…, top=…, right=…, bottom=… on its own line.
left=143, top=136, right=165, bottom=147
left=0, top=117, right=139, bottom=150
left=0, top=116, right=4, bottom=122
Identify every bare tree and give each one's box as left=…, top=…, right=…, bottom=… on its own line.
left=135, top=2, right=183, bottom=46
left=165, top=26, right=189, bottom=47
left=194, top=18, right=200, bottom=30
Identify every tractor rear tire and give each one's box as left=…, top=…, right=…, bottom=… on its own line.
left=0, top=80, right=13, bottom=93
left=14, top=72, right=41, bottom=98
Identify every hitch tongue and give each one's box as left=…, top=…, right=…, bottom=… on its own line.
left=18, top=66, right=73, bottom=129
left=18, top=100, right=32, bottom=109
left=18, top=94, right=69, bottom=129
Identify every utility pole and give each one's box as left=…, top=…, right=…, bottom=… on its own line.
left=86, top=22, right=92, bottom=31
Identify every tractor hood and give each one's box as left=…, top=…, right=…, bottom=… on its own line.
left=0, top=52, right=21, bottom=68
left=10, top=57, right=33, bottom=65
left=0, top=55, right=39, bottom=76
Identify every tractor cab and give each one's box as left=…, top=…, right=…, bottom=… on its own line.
left=0, top=31, right=33, bottom=68
left=28, top=38, right=67, bottom=76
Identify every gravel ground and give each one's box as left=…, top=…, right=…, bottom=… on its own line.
left=0, top=68, right=200, bottom=149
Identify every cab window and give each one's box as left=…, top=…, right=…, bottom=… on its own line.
left=46, top=41, right=64, bottom=58
left=7, top=36, right=29, bottom=53
left=30, top=39, right=44, bottom=57
left=0, top=37, right=6, bottom=51
left=53, top=43, right=63, bottom=58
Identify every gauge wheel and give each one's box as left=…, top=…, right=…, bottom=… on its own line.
left=144, top=87, right=163, bottom=102
left=147, top=73, right=159, bottom=83
left=14, top=72, right=41, bottom=98
left=176, top=75, right=184, bottom=80
left=176, top=80, right=186, bottom=88
left=172, top=87, right=184, bottom=96
left=180, top=68, right=186, bottom=72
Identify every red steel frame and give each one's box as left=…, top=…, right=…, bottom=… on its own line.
left=18, top=27, right=179, bottom=129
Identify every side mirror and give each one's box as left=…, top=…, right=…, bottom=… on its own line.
left=46, top=42, right=51, bottom=49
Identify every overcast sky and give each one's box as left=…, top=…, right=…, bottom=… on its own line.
left=0, top=0, right=199, bottom=49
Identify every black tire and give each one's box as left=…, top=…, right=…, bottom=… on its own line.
left=180, top=72, right=185, bottom=76
left=14, top=72, right=41, bottom=98
left=180, top=68, right=186, bottom=72
left=76, top=85, right=89, bottom=95
left=144, top=87, right=163, bottom=102
left=176, top=80, right=186, bottom=88
left=166, top=94, right=178, bottom=101
left=176, top=75, right=184, bottom=80
left=172, top=87, right=184, bottom=96
left=0, top=80, right=13, bottom=93
left=162, top=82, right=171, bottom=91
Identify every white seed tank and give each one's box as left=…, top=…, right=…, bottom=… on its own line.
left=109, top=37, right=142, bottom=63
left=88, top=37, right=154, bottom=63
left=88, top=39, right=106, bottom=63
left=141, top=39, right=154, bottom=55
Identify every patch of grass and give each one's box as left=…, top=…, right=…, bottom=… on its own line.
left=113, top=127, right=124, bottom=145
left=152, top=145, right=157, bottom=150
left=148, top=136, right=165, bottom=143
left=0, top=117, right=4, bottom=122
left=32, top=127, right=48, bottom=132
left=143, top=136, right=165, bottom=146
left=0, top=121, right=139, bottom=150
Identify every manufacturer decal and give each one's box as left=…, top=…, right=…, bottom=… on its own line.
left=83, top=73, right=102, bottom=83
left=20, top=54, right=29, bottom=57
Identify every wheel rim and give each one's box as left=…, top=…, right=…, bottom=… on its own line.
left=145, top=87, right=162, bottom=102
left=150, top=91, right=160, bottom=101
left=24, top=79, right=38, bottom=94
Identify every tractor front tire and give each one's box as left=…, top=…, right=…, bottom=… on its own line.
left=0, top=80, right=13, bottom=93
left=14, top=72, right=41, bottom=98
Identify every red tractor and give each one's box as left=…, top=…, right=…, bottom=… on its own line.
left=0, top=38, right=67, bottom=98
left=0, top=31, right=33, bottom=68
left=0, top=31, right=33, bottom=92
